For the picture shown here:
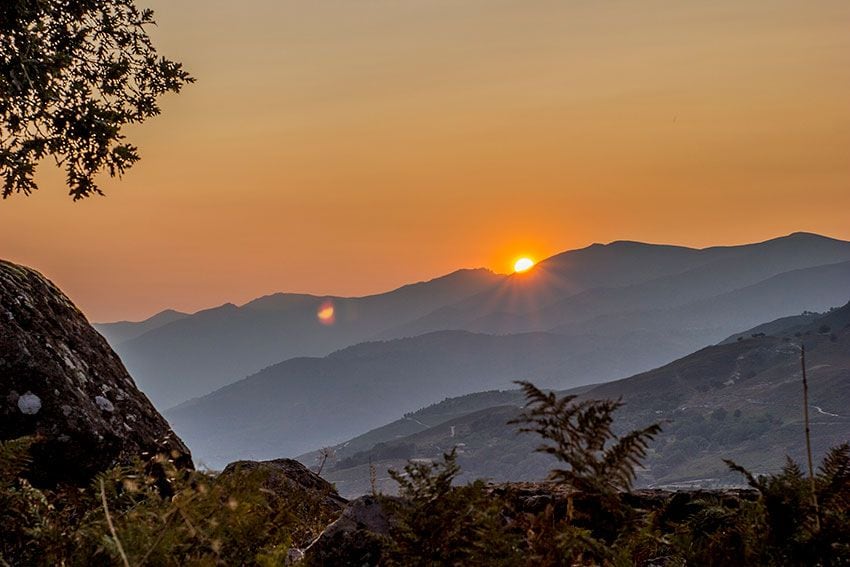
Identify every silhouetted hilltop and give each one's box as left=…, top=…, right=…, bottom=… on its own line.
left=385, top=232, right=850, bottom=337
left=101, top=233, right=850, bottom=410
left=96, top=308, right=189, bottom=344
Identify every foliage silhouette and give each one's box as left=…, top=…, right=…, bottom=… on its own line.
left=1, top=0, right=193, bottom=199
left=509, top=380, right=662, bottom=496
left=725, top=443, right=850, bottom=564
left=384, top=449, right=523, bottom=566
left=0, top=438, right=333, bottom=566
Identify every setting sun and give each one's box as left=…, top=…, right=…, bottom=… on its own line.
left=514, top=257, right=535, bottom=273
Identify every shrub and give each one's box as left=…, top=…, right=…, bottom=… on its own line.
left=725, top=443, right=850, bottom=564
left=509, top=381, right=661, bottom=497
left=0, top=437, right=326, bottom=566
left=383, top=449, right=523, bottom=566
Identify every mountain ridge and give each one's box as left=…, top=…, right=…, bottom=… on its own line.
left=101, top=268, right=504, bottom=407
left=315, top=302, right=850, bottom=497
left=99, top=233, right=850, bottom=411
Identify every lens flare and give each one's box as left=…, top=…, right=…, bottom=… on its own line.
left=317, top=301, right=335, bottom=325
left=514, top=257, right=535, bottom=273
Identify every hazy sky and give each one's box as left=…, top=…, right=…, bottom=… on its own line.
left=2, top=0, right=849, bottom=322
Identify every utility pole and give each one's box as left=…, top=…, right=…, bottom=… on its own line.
left=801, top=344, right=821, bottom=531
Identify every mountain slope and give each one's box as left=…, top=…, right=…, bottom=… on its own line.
left=296, top=389, right=533, bottom=470
left=95, top=309, right=189, bottom=345
left=553, top=260, right=850, bottom=339
left=106, top=233, right=850, bottom=411
left=109, top=268, right=502, bottom=407
left=720, top=312, right=822, bottom=344
left=165, top=257, right=850, bottom=469
left=165, top=328, right=701, bottom=468
left=386, top=233, right=850, bottom=338
left=319, top=304, right=850, bottom=497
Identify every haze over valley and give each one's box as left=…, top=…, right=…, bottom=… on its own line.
left=91, top=232, right=850, bottom=475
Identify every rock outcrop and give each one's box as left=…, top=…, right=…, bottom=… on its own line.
left=219, top=458, right=347, bottom=548
left=219, top=458, right=347, bottom=510
left=302, top=494, right=393, bottom=566
left=0, top=260, right=192, bottom=486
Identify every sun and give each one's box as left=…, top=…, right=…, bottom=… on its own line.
left=514, top=257, right=535, bottom=273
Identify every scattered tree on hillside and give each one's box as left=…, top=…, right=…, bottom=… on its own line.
left=316, top=446, right=335, bottom=476
left=1, top=0, right=193, bottom=199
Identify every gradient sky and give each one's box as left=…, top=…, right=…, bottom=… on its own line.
left=2, top=0, right=849, bottom=322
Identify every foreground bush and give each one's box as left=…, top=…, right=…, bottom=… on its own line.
left=0, top=438, right=332, bottom=566
left=4, top=386, right=850, bottom=565
left=725, top=444, right=850, bottom=565
left=370, top=387, right=850, bottom=566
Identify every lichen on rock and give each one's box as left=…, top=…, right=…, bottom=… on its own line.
left=94, top=395, right=115, bottom=412
left=17, top=392, right=41, bottom=415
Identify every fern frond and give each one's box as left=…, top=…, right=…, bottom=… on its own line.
left=817, top=443, right=850, bottom=486
left=602, top=423, right=662, bottom=491
left=511, top=381, right=661, bottom=496
left=723, top=459, right=760, bottom=490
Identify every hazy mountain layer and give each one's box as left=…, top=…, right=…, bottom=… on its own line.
left=168, top=265, right=850, bottom=470
left=101, top=268, right=502, bottom=407
left=166, top=329, right=698, bottom=468
left=384, top=232, right=850, bottom=337
left=552, top=260, right=850, bottom=337
left=316, top=304, right=850, bottom=497
left=102, top=233, right=850, bottom=410
left=96, top=309, right=189, bottom=344
left=165, top=246, right=850, bottom=467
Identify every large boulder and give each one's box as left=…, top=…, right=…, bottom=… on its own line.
left=0, top=260, right=192, bottom=486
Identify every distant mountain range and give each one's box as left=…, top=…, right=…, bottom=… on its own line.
left=96, top=309, right=189, bottom=344
left=97, top=268, right=502, bottom=407
left=142, top=232, right=850, bottom=470
left=98, top=232, right=850, bottom=411
left=305, top=303, right=850, bottom=498
left=381, top=232, right=850, bottom=337
left=165, top=329, right=703, bottom=468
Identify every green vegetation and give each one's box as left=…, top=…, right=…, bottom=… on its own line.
left=509, top=381, right=662, bottom=496
left=383, top=450, right=522, bottom=566
left=725, top=444, right=850, bottom=565
left=373, top=385, right=850, bottom=566
left=0, top=438, right=330, bottom=566
left=3, top=384, right=849, bottom=565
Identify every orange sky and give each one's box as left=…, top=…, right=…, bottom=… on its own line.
left=2, top=0, right=849, bottom=322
